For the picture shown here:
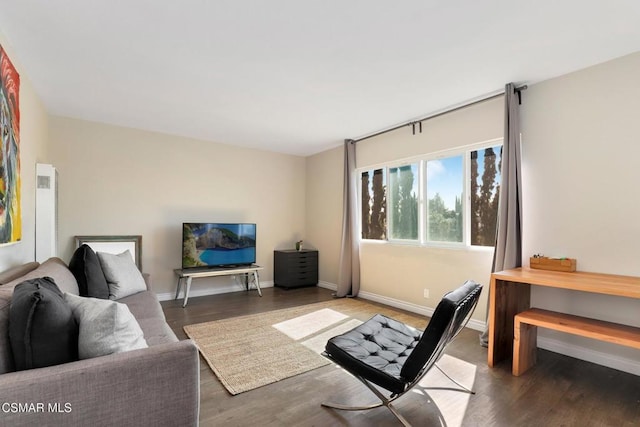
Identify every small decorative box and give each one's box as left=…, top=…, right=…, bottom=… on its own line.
left=530, top=256, right=577, bottom=272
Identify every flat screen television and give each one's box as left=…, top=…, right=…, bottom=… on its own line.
left=182, top=223, right=256, bottom=269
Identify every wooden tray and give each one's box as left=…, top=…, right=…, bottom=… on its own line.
left=530, top=256, right=576, bottom=272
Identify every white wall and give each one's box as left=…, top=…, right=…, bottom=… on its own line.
left=48, top=117, right=306, bottom=296
left=0, top=32, right=49, bottom=272
left=521, top=52, right=640, bottom=373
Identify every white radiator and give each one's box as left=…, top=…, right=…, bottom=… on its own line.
left=35, top=163, right=58, bottom=262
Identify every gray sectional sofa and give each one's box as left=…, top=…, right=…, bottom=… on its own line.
left=0, top=258, right=200, bottom=426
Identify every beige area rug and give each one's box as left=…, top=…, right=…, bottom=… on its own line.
left=183, top=298, right=426, bottom=395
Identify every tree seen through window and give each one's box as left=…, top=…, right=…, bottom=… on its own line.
left=361, top=168, right=386, bottom=240
left=470, top=146, right=501, bottom=246
left=389, top=164, right=419, bottom=240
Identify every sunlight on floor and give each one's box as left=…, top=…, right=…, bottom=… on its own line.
left=302, top=319, right=363, bottom=353
left=272, top=308, right=348, bottom=340
left=413, top=354, right=477, bottom=427
left=271, top=309, right=363, bottom=353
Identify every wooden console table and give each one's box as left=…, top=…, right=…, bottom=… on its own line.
left=174, top=265, right=263, bottom=307
left=488, top=267, right=640, bottom=372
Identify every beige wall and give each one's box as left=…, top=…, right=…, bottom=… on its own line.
left=48, top=117, right=306, bottom=296
left=356, top=97, right=504, bottom=322
left=0, top=32, right=49, bottom=272
left=305, top=145, right=343, bottom=285
left=305, top=96, right=504, bottom=322
left=356, top=97, right=504, bottom=168
left=521, top=52, right=640, bottom=368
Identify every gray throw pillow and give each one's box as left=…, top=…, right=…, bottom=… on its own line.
left=96, top=250, right=147, bottom=299
left=64, top=293, right=148, bottom=359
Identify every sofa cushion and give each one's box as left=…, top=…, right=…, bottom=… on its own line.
left=9, top=277, right=79, bottom=371
left=0, top=262, right=39, bottom=285
left=4, top=258, right=80, bottom=295
left=69, top=244, right=110, bottom=299
left=136, top=317, right=179, bottom=346
left=65, top=293, right=148, bottom=359
left=118, top=291, right=177, bottom=345
left=97, top=251, right=147, bottom=299
left=118, top=290, right=166, bottom=321
left=0, top=288, right=15, bottom=374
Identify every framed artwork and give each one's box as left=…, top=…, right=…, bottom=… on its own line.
left=75, top=235, right=143, bottom=271
left=0, top=44, right=21, bottom=245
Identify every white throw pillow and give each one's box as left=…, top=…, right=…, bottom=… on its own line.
left=64, top=293, right=148, bottom=359
left=97, top=250, right=147, bottom=299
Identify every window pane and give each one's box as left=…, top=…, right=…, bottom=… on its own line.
left=361, top=168, right=386, bottom=240
left=388, top=164, right=419, bottom=240
left=426, top=156, right=463, bottom=243
left=470, top=145, right=502, bottom=246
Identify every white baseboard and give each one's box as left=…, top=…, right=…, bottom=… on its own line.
left=317, top=281, right=337, bottom=291
left=315, top=282, right=485, bottom=332
left=356, top=289, right=486, bottom=332
left=156, top=280, right=274, bottom=302
left=537, top=336, right=640, bottom=376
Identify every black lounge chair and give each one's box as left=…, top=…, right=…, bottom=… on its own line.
left=322, top=280, right=483, bottom=426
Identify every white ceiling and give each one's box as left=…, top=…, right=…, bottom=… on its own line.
left=1, top=1, right=639, bottom=156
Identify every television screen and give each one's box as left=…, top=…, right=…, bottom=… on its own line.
left=182, top=223, right=256, bottom=269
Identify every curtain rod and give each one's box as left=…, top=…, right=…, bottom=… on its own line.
left=352, top=85, right=527, bottom=144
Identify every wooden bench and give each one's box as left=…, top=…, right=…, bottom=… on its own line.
left=513, top=308, right=640, bottom=376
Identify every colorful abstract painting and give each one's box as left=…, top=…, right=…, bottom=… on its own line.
left=0, top=44, right=20, bottom=244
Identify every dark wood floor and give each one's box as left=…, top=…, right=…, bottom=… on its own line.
left=161, top=287, right=640, bottom=427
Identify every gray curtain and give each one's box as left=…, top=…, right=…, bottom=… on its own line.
left=336, top=139, right=360, bottom=297
left=480, top=83, right=523, bottom=346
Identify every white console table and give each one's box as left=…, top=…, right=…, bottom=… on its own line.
left=174, top=265, right=263, bottom=307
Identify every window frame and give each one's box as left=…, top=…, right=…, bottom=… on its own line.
left=356, top=137, right=503, bottom=249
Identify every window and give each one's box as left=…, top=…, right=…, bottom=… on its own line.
left=470, top=146, right=501, bottom=246
left=361, top=168, right=386, bottom=240
left=426, top=155, right=463, bottom=243
left=388, top=164, right=419, bottom=240
left=359, top=140, right=502, bottom=247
